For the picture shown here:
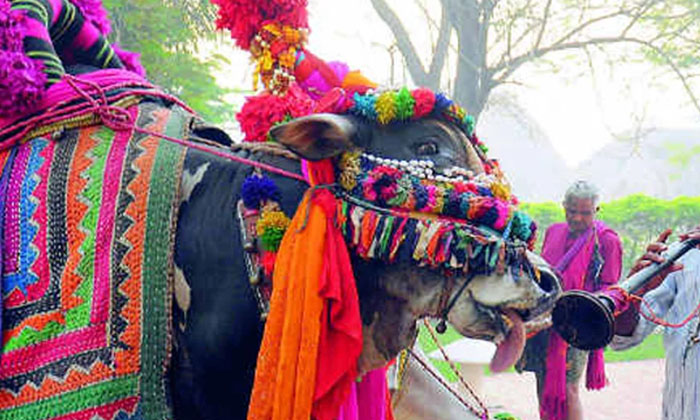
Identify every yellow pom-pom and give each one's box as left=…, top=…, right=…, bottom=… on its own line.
left=376, top=92, right=397, bottom=124
left=338, top=151, right=362, bottom=191
left=257, top=210, right=291, bottom=237
left=490, top=181, right=511, bottom=201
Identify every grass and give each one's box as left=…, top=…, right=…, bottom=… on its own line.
left=415, top=323, right=664, bottom=382
left=603, top=331, right=665, bottom=362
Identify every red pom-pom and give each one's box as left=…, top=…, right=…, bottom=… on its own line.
left=412, top=88, right=435, bottom=118
left=212, top=0, right=309, bottom=50
left=236, top=83, right=314, bottom=142
left=261, top=251, right=277, bottom=277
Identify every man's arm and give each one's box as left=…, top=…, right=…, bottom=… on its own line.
left=610, top=275, right=676, bottom=350
left=598, top=229, right=623, bottom=290
left=609, top=226, right=700, bottom=342
left=610, top=274, right=677, bottom=350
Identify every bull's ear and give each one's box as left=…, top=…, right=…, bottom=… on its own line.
left=269, top=114, right=359, bottom=161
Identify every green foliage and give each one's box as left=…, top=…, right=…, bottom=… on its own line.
left=524, top=194, right=700, bottom=273
left=103, top=0, right=233, bottom=123
left=518, top=201, right=563, bottom=251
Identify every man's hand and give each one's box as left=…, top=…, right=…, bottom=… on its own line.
left=679, top=225, right=700, bottom=244
left=628, top=229, right=684, bottom=295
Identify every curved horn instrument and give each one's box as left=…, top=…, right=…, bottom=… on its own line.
left=551, top=237, right=700, bottom=350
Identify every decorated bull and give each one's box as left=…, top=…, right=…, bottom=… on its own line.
left=0, top=0, right=561, bottom=419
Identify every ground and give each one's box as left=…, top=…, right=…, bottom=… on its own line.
left=482, top=359, right=665, bottom=420
left=418, top=326, right=666, bottom=420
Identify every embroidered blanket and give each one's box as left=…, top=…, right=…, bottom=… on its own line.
left=0, top=100, right=188, bottom=420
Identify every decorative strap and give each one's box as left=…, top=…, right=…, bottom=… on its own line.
left=236, top=200, right=272, bottom=320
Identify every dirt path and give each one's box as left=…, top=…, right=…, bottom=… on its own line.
left=480, top=359, right=665, bottom=420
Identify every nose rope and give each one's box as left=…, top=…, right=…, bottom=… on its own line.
left=435, top=271, right=477, bottom=334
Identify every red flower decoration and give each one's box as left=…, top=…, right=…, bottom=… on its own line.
left=237, top=83, right=314, bottom=142
left=212, top=0, right=309, bottom=50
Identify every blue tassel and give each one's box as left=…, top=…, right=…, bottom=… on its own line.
left=241, top=175, right=280, bottom=209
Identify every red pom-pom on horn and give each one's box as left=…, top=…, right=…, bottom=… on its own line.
left=211, top=0, right=309, bottom=50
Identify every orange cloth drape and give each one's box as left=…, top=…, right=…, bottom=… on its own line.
left=247, top=192, right=327, bottom=420
left=247, top=159, right=363, bottom=420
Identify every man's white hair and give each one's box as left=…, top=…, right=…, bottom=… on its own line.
left=563, top=180, right=600, bottom=206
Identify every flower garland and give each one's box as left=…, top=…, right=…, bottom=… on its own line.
left=249, top=23, right=308, bottom=94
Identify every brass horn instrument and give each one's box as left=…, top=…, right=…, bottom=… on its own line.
left=551, top=238, right=700, bottom=350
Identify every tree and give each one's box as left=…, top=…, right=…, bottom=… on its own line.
left=103, top=0, right=233, bottom=123
left=371, top=0, right=700, bottom=121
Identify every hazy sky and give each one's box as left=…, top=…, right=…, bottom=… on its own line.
left=211, top=0, right=700, bottom=167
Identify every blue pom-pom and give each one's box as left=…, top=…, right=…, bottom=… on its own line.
left=241, top=175, right=281, bottom=209
left=351, top=92, right=378, bottom=120
left=477, top=186, right=493, bottom=197
left=434, top=93, right=453, bottom=112
left=414, top=183, right=429, bottom=210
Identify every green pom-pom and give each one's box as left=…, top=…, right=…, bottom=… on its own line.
left=465, top=114, right=475, bottom=136
left=510, top=211, right=534, bottom=242
left=395, top=87, right=416, bottom=120
left=260, top=226, right=286, bottom=251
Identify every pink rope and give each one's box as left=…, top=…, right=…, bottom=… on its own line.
left=1, top=74, right=307, bottom=183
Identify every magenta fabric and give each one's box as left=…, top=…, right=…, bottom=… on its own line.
left=539, top=221, right=621, bottom=420
left=0, top=69, right=148, bottom=130
left=297, top=60, right=349, bottom=100
left=335, top=368, right=388, bottom=420
left=0, top=2, right=47, bottom=116
left=335, top=383, right=359, bottom=420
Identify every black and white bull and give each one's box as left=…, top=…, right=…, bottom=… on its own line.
left=171, top=114, right=561, bottom=419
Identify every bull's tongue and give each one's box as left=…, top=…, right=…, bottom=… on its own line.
left=489, top=309, right=525, bottom=373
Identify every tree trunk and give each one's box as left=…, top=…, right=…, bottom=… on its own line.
left=445, top=0, right=488, bottom=119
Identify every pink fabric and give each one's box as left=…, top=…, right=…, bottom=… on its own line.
left=91, top=108, right=134, bottom=323
left=48, top=0, right=63, bottom=25
left=1, top=323, right=106, bottom=373
left=297, top=59, right=349, bottom=101
left=71, top=20, right=101, bottom=50
left=335, top=383, right=359, bottom=420
left=335, top=368, right=389, bottom=420
left=356, top=368, right=387, bottom=420
left=540, top=221, right=618, bottom=420
left=3, top=144, right=31, bottom=274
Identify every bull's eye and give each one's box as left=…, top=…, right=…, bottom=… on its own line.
left=415, top=141, right=439, bottom=156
